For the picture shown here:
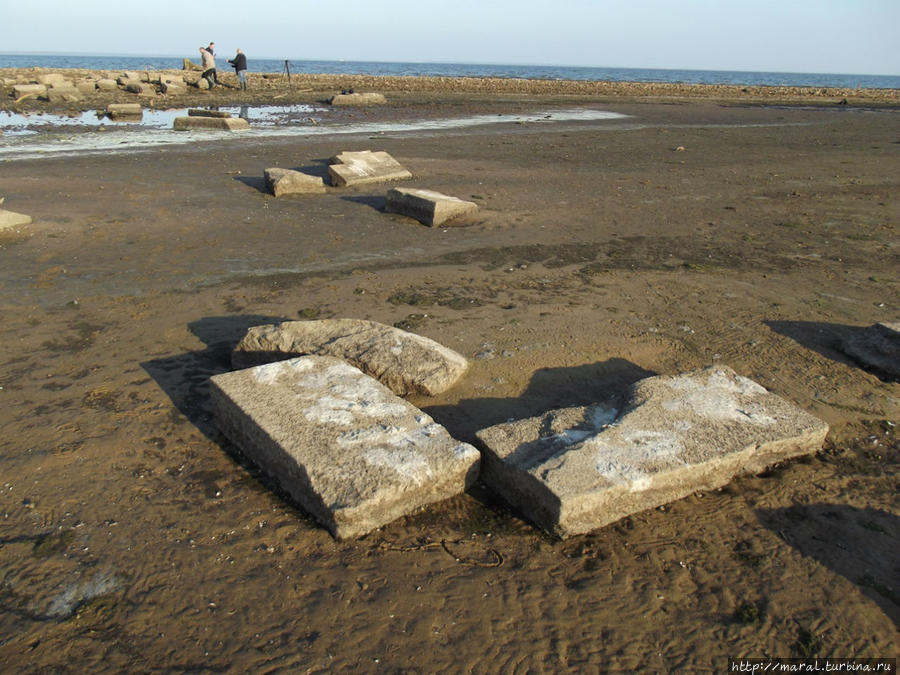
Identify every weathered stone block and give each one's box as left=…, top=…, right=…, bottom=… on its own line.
left=173, top=116, right=250, bottom=131
left=13, top=83, right=46, bottom=99
left=233, top=318, right=469, bottom=396
left=264, top=168, right=326, bottom=197
left=329, top=92, right=387, bottom=106
left=106, top=103, right=143, bottom=119
left=160, top=82, right=185, bottom=95
left=188, top=108, right=232, bottom=118
left=44, top=86, right=81, bottom=103
left=0, top=209, right=33, bottom=230
left=36, top=73, right=68, bottom=86
left=125, top=82, right=155, bottom=96
left=210, top=356, right=480, bottom=538
left=386, top=187, right=479, bottom=226
left=96, top=78, right=118, bottom=91
left=75, top=79, right=97, bottom=94
left=328, top=150, right=412, bottom=187
left=476, top=365, right=828, bottom=538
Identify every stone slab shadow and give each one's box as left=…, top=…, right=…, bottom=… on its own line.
left=475, top=365, right=828, bottom=538
left=210, top=356, right=480, bottom=539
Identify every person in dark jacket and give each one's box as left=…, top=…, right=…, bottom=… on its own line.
left=199, top=46, right=216, bottom=89
left=228, top=48, right=248, bottom=90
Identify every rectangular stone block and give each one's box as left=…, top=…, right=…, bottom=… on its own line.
left=13, top=84, right=47, bottom=99
left=329, top=92, right=387, bottom=106
left=96, top=78, right=118, bottom=91
left=328, top=150, right=412, bottom=187
left=210, top=356, right=480, bottom=538
left=107, top=103, right=143, bottom=119
left=386, top=187, right=478, bottom=226
left=264, top=168, right=326, bottom=196
left=36, top=73, right=68, bottom=86
left=45, top=87, right=81, bottom=103
left=173, top=116, right=250, bottom=131
left=476, top=366, right=828, bottom=538
left=188, top=109, right=232, bottom=118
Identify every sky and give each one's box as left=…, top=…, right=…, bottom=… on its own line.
left=2, top=0, right=898, bottom=75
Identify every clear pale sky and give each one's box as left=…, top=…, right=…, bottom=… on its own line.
left=3, top=0, right=898, bottom=75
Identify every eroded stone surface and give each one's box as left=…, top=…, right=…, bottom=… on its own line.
left=210, top=356, right=480, bottom=538
left=328, top=150, right=412, bottom=187
left=264, top=168, right=326, bottom=197
left=476, top=365, right=828, bottom=538
left=233, top=319, right=469, bottom=396
left=842, top=321, right=900, bottom=377
left=106, top=103, right=142, bottom=119
left=386, top=187, right=478, bottom=226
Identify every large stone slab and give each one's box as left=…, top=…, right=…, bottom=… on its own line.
left=173, top=116, right=250, bottom=131
left=264, top=168, right=326, bottom=197
left=329, top=92, right=387, bottom=106
left=476, top=365, right=829, bottom=538
left=386, top=187, right=478, bottom=226
left=841, top=321, right=900, bottom=377
left=0, top=209, right=33, bottom=230
left=328, top=150, right=412, bottom=187
left=210, top=356, right=480, bottom=538
left=233, top=319, right=469, bottom=396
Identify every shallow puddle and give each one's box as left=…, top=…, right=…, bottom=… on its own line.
left=0, top=106, right=627, bottom=160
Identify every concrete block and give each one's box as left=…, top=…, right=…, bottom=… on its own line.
left=210, top=356, right=480, bottom=538
left=476, top=365, right=828, bottom=538
left=386, top=187, right=479, bottom=226
left=173, top=116, right=250, bottom=131
left=96, top=78, right=119, bottom=91
left=264, top=168, right=326, bottom=197
left=233, top=318, right=469, bottom=396
left=328, top=150, right=412, bottom=187
left=75, top=79, right=97, bottom=94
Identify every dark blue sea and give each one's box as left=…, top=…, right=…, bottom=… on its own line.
left=2, top=53, right=898, bottom=90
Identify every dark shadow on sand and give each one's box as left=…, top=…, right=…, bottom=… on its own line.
left=141, top=314, right=289, bottom=439
left=757, top=504, right=899, bottom=627
left=340, top=195, right=387, bottom=212
left=421, top=357, right=656, bottom=445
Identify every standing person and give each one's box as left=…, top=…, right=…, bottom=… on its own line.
left=199, top=46, right=216, bottom=89
left=228, top=48, right=248, bottom=91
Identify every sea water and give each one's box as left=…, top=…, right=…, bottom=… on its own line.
left=2, top=53, right=898, bottom=90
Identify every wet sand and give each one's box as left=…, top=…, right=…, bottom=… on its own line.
left=1, top=80, right=898, bottom=671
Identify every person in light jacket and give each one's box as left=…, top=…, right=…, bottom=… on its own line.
left=228, top=48, right=248, bottom=90
left=200, top=46, right=216, bottom=89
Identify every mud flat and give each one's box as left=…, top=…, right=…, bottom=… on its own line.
left=0, top=88, right=897, bottom=671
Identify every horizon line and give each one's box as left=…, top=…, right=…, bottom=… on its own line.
left=0, top=51, right=897, bottom=79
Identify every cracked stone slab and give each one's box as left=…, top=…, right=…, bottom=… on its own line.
left=210, top=356, right=480, bottom=539
left=328, top=150, right=412, bottom=187
left=385, top=187, right=479, bottom=226
left=841, top=321, right=900, bottom=378
left=233, top=319, right=469, bottom=396
left=476, top=365, right=829, bottom=538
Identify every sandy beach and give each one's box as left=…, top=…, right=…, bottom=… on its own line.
left=1, top=70, right=898, bottom=671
